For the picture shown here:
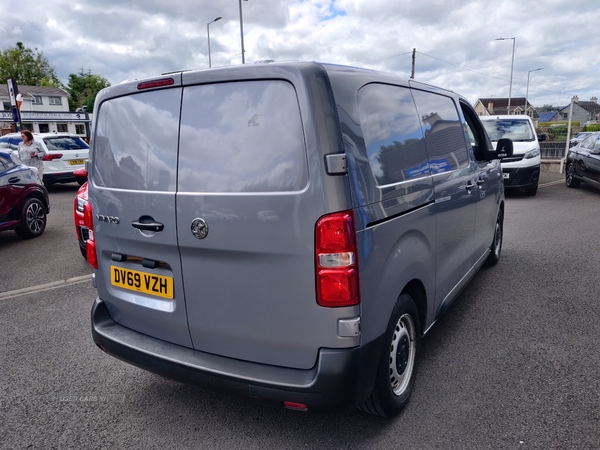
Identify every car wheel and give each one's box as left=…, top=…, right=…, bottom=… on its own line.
left=565, top=163, right=580, bottom=188
left=15, top=198, right=47, bottom=239
left=359, top=293, right=420, bottom=417
left=524, top=184, right=538, bottom=196
left=485, top=210, right=503, bottom=267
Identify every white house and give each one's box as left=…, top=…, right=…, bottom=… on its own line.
left=0, top=84, right=90, bottom=137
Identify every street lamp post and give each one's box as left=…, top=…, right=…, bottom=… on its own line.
left=525, top=68, right=543, bottom=117
left=496, top=37, right=516, bottom=114
left=207, top=16, right=222, bottom=68
left=239, top=0, right=248, bottom=64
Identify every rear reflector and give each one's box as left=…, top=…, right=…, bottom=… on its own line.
left=137, top=78, right=175, bottom=90
left=86, top=239, right=98, bottom=269
left=315, top=211, right=360, bottom=308
left=283, top=401, right=308, bottom=411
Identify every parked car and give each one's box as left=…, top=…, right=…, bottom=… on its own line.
left=565, top=132, right=600, bottom=191
left=480, top=115, right=542, bottom=196
left=0, top=132, right=89, bottom=186
left=73, top=167, right=89, bottom=259
left=87, top=62, right=513, bottom=417
left=569, top=131, right=594, bottom=147
left=0, top=150, right=50, bottom=239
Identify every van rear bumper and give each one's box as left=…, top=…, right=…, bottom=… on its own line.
left=91, top=298, right=381, bottom=413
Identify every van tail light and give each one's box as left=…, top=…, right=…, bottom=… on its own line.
left=315, top=211, right=360, bottom=307
left=83, top=201, right=98, bottom=269
left=42, top=154, right=63, bottom=161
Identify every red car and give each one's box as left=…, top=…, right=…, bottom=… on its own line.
left=0, top=150, right=50, bottom=239
left=73, top=168, right=89, bottom=259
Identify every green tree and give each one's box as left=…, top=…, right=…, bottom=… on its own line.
left=67, top=69, right=111, bottom=112
left=0, top=42, right=62, bottom=87
left=536, top=104, right=557, bottom=112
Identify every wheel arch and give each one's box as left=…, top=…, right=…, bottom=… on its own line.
left=402, top=279, right=427, bottom=337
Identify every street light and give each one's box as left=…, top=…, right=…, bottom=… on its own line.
left=207, top=16, right=222, bottom=68
left=239, top=0, right=248, bottom=64
left=525, top=68, right=543, bottom=117
left=496, top=37, right=516, bottom=114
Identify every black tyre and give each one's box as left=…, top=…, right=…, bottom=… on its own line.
left=79, top=245, right=87, bottom=260
left=524, top=184, right=538, bottom=196
left=565, top=162, right=580, bottom=188
left=77, top=179, right=86, bottom=186
left=15, top=198, right=47, bottom=239
left=359, top=293, right=420, bottom=417
left=485, top=209, right=503, bottom=267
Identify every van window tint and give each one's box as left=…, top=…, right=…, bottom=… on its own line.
left=92, top=88, right=181, bottom=191
left=411, top=90, right=469, bottom=173
left=357, top=83, right=429, bottom=186
left=178, top=80, right=307, bottom=193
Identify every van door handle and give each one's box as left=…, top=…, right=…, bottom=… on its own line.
left=132, top=220, right=164, bottom=232
left=465, top=182, right=475, bottom=191
left=8, top=177, right=20, bottom=184
left=476, top=178, right=484, bottom=186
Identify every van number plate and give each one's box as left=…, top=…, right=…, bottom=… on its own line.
left=503, top=173, right=510, bottom=179
left=110, top=266, right=174, bottom=299
left=69, top=159, right=85, bottom=165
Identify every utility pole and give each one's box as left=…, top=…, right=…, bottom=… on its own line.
left=411, top=48, right=416, bottom=79
left=560, top=96, right=576, bottom=173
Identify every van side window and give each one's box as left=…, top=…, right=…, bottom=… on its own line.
left=459, top=101, right=489, bottom=162
left=357, top=84, right=429, bottom=186
left=411, top=90, right=469, bottom=173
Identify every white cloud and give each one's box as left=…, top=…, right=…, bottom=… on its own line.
left=1, top=0, right=599, bottom=107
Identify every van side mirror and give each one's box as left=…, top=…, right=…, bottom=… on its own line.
left=537, top=133, right=547, bottom=142
left=496, top=138, right=513, bottom=159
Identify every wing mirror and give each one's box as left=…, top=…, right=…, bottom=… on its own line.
left=496, top=138, right=513, bottom=159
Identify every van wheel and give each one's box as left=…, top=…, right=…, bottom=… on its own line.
left=359, top=293, right=419, bottom=417
left=485, top=210, right=503, bottom=267
left=565, top=163, right=580, bottom=188
left=15, top=198, right=47, bottom=239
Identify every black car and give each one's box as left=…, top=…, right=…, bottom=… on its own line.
left=566, top=132, right=600, bottom=191
left=0, top=150, right=50, bottom=239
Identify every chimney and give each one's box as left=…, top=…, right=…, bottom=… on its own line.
left=488, top=101, right=494, bottom=114
left=591, top=97, right=598, bottom=104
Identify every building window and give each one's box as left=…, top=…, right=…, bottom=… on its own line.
left=57, top=123, right=68, bottom=132
left=32, top=96, right=43, bottom=104
left=39, top=123, right=50, bottom=133
left=75, top=124, right=85, bottom=135
left=23, top=123, right=33, bottom=131
left=49, top=96, right=62, bottom=105
left=562, top=113, right=568, bottom=119
left=3, top=102, right=11, bottom=111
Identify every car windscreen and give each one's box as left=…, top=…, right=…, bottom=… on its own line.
left=481, top=119, right=535, bottom=142
left=43, top=136, right=89, bottom=150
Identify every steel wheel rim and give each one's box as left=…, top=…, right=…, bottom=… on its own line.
left=26, top=202, right=44, bottom=233
left=389, top=313, right=416, bottom=396
left=493, top=219, right=502, bottom=256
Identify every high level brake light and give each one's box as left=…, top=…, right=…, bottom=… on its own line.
left=137, top=78, right=174, bottom=90
left=83, top=202, right=98, bottom=269
left=315, top=211, right=360, bottom=307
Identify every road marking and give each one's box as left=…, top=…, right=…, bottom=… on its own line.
left=0, top=274, right=92, bottom=300
left=539, top=180, right=564, bottom=188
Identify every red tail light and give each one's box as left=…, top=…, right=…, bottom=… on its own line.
left=42, top=154, right=63, bottom=161
left=83, top=201, right=98, bottom=268
left=315, top=211, right=360, bottom=307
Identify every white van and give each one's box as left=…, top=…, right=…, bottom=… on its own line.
left=480, top=115, right=541, bottom=196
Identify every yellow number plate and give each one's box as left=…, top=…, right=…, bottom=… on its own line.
left=110, top=266, right=174, bottom=299
left=69, top=159, right=85, bottom=165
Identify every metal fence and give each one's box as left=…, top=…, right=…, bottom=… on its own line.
left=540, top=141, right=568, bottom=160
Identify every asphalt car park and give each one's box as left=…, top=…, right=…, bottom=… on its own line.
left=0, top=172, right=599, bottom=449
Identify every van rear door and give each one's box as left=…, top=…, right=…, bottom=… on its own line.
left=176, top=79, right=321, bottom=370
left=91, top=82, right=193, bottom=348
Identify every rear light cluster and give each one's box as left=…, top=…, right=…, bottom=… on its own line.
left=42, top=154, right=62, bottom=161
left=83, top=202, right=98, bottom=269
left=315, top=211, right=360, bottom=307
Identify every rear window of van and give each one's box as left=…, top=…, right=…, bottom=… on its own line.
left=178, top=80, right=307, bottom=193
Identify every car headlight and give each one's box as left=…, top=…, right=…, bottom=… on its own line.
left=524, top=148, right=540, bottom=159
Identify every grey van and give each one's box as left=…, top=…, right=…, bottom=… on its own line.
left=88, top=62, right=513, bottom=417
